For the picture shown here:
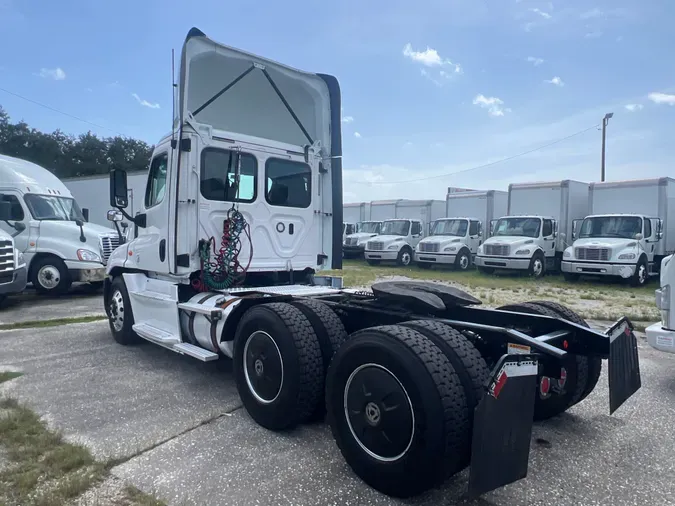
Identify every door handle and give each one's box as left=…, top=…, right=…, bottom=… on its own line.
left=159, top=239, right=166, bottom=262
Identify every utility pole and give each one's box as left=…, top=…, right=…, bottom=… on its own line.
left=601, top=112, right=613, bottom=182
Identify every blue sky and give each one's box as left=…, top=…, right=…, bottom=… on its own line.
left=0, top=0, right=673, bottom=203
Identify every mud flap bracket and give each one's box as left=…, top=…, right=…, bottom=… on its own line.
left=468, top=354, right=538, bottom=498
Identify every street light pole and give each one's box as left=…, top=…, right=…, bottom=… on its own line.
left=601, top=112, right=613, bottom=182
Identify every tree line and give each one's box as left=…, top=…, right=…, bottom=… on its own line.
left=0, top=106, right=153, bottom=179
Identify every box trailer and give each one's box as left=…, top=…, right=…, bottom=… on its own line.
left=370, top=200, right=399, bottom=222
left=102, top=27, right=641, bottom=502
left=562, top=177, right=675, bottom=286
left=343, top=202, right=369, bottom=225
left=475, top=180, right=589, bottom=277
left=415, top=190, right=508, bottom=270
left=395, top=199, right=446, bottom=234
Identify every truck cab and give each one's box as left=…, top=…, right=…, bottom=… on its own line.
left=562, top=213, right=662, bottom=286
left=414, top=217, right=483, bottom=271
left=475, top=215, right=557, bottom=278
left=0, top=203, right=27, bottom=304
left=364, top=218, right=424, bottom=267
left=0, top=154, right=122, bottom=294
left=343, top=220, right=381, bottom=258
left=342, top=222, right=356, bottom=244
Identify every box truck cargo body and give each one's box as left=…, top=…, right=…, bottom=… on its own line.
left=343, top=202, right=370, bottom=225
left=562, top=177, right=675, bottom=286
left=475, top=180, right=589, bottom=277
left=414, top=190, right=508, bottom=270
left=370, top=200, right=399, bottom=222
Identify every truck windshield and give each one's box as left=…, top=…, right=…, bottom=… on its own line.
left=431, top=219, right=467, bottom=237
left=493, top=217, right=541, bottom=238
left=357, top=222, right=381, bottom=234
left=579, top=216, right=642, bottom=239
left=24, top=194, right=85, bottom=222
left=381, top=220, right=410, bottom=236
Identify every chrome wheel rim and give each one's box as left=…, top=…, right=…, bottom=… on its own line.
left=109, top=289, right=125, bottom=332
left=401, top=251, right=411, bottom=265
left=638, top=264, right=646, bottom=284
left=459, top=254, right=469, bottom=270
left=243, top=331, right=284, bottom=405
left=38, top=265, right=61, bottom=289
left=533, top=259, right=543, bottom=277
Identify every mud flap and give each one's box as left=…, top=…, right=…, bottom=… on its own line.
left=607, top=317, right=641, bottom=414
left=467, top=354, right=538, bottom=498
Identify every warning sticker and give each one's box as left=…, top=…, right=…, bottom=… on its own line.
left=507, top=343, right=531, bottom=355
left=657, top=335, right=674, bottom=348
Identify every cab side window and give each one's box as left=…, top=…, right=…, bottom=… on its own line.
left=0, top=194, right=24, bottom=221
left=265, top=158, right=311, bottom=208
left=644, top=219, right=652, bottom=238
left=542, top=219, right=553, bottom=237
left=411, top=221, right=421, bottom=235
left=469, top=220, right=479, bottom=236
left=145, top=153, right=168, bottom=208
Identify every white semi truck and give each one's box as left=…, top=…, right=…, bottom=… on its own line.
left=646, top=254, right=675, bottom=353
left=475, top=180, right=589, bottom=278
left=103, top=27, right=641, bottom=500
left=0, top=206, right=27, bottom=304
left=562, top=178, right=675, bottom=287
left=415, top=190, right=508, bottom=270
left=0, top=154, right=124, bottom=294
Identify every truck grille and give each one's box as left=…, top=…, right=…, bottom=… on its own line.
left=484, top=244, right=510, bottom=256
left=419, top=242, right=440, bottom=253
left=100, top=236, right=121, bottom=265
left=367, top=241, right=384, bottom=251
left=575, top=247, right=609, bottom=261
left=345, top=237, right=358, bottom=246
left=0, top=239, right=14, bottom=282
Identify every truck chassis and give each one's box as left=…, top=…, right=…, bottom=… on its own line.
left=104, top=276, right=641, bottom=499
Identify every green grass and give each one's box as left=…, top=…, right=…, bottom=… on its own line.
left=0, top=395, right=165, bottom=506
left=0, top=315, right=106, bottom=331
left=0, top=372, right=22, bottom=384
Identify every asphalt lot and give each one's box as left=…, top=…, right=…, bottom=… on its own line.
left=1, top=316, right=675, bottom=505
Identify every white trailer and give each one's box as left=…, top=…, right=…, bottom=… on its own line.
left=562, top=178, right=675, bottom=286
left=395, top=199, right=445, bottom=234
left=343, top=202, right=369, bottom=225
left=415, top=190, right=508, bottom=270
left=102, top=27, right=641, bottom=501
left=370, top=199, right=399, bottom=222
left=64, top=171, right=149, bottom=229
left=475, top=180, right=589, bottom=277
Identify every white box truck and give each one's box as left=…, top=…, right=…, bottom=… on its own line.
left=342, top=220, right=382, bottom=258
left=370, top=199, right=399, bottom=222
left=0, top=209, right=27, bottom=304
left=561, top=177, right=675, bottom=287
left=0, top=154, right=125, bottom=294
left=101, top=27, right=641, bottom=501
left=415, top=190, right=508, bottom=270
left=396, top=199, right=446, bottom=234
left=475, top=180, right=589, bottom=278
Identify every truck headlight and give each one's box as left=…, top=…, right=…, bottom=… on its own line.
left=387, top=244, right=399, bottom=250
left=515, top=249, right=530, bottom=255
left=563, top=250, right=571, bottom=258
left=618, top=253, right=636, bottom=260
left=77, top=249, right=102, bottom=262
left=15, top=250, right=25, bottom=267
left=444, top=246, right=457, bottom=252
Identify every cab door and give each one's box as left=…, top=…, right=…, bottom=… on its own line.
left=0, top=191, right=32, bottom=255
left=468, top=220, right=482, bottom=253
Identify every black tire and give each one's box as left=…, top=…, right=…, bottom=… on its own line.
left=396, top=247, right=413, bottom=267
left=30, top=256, right=72, bottom=295
left=233, top=302, right=323, bottom=431
left=630, top=257, right=648, bottom=287
left=289, top=299, right=349, bottom=420
left=400, top=320, right=489, bottom=434
left=477, top=266, right=494, bottom=275
left=0, top=294, right=6, bottom=307
left=496, top=302, right=588, bottom=421
left=528, top=252, right=545, bottom=279
left=417, top=262, right=432, bottom=270
left=326, top=325, right=469, bottom=498
left=107, top=276, right=141, bottom=345
left=563, top=272, right=580, bottom=282
left=528, top=300, right=602, bottom=404
left=454, top=249, right=471, bottom=271
left=366, top=259, right=381, bottom=266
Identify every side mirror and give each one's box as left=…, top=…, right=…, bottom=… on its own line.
left=0, top=201, right=10, bottom=221
left=14, top=222, right=26, bottom=232
left=110, top=169, right=129, bottom=208
left=635, top=233, right=644, bottom=241
left=107, top=209, right=123, bottom=222
left=82, top=208, right=89, bottom=222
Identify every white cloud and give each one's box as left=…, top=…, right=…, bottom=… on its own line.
left=648, top=92, right=675, bottom=106
left=472, top=94, right=510, bottom=117
left=403, top=141, right=414, bottom=148
left=402, top=43, right=462, bottom=73
left=625, top=104, right=643, bottom=112
left=529, top=8, right=552, bottom=19
left=545, top=76, right=565, bottom=87
left=585, top=31, right=603, bottom=38
left=85, top=87, right=93, bottom=93
left=39, top=67, right=66, bottom=80
left=580, top=8, right=604, bottom=19
left=354, top=132, right=362, bottom=138
left=132, top=93, right=160, bottom=109
left=527, top=56, right=544, bottom=66
left=342, top=116, right=354, bottom=123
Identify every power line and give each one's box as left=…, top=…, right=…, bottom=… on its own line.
left=350, top=124, right=600, bottom=185
left=0, top=87, right=127, bottom=137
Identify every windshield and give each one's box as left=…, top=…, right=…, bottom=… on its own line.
left=381, top=220, right=410, bottom=236
left=493, top=217, right=541, bottom=238
left=357, top=222, right=381, bottom=234
left=24, top=194, right=85, bottom=222
left=579, top=216, right=642, bottom=239
left=431, top=219, right=468, bottom=237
